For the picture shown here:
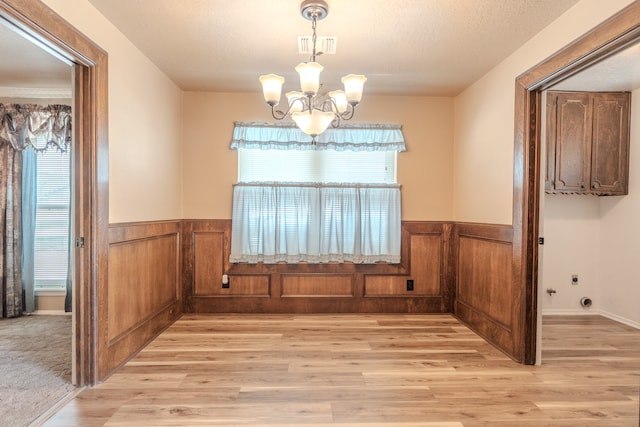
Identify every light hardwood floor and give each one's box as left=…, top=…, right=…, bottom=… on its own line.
left=43, top=314, right=639, bottom=426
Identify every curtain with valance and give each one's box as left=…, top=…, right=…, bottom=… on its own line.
left=0, top=103, right=71, bottom=318
left=229, top=122, right=405, bottom=264
left=230, top=121, right=406, bottom=152
left=0, top=103, right=72, bottom=152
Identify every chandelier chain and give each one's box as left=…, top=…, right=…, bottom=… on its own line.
left=311, top=15, right=318, bottom=62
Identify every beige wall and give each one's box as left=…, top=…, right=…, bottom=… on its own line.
left=43, top=0, right=634, bottom=226
left=182, top=92, right=454, bottom=220
left=453, top=0, right=635, bottom=225
left=43, top=0, right=183, bottom=223
left=598, top=88, right=640, bottom=327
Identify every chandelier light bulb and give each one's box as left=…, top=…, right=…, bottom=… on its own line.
left=342, top=74, right=367, bottom=105
left=328, top=90, right=348, bottom=114
left=292, top=110, right=335, bottom=137
left=286, top=91, right=306, bottom=113
left=295, top=62, right=323, bottom=96
left=259, top=74, right=285, bottom=106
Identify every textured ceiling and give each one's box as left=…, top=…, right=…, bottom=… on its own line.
left=83, top=0, right=581, bottom=96
left=3, top=1, right=639, bottom=98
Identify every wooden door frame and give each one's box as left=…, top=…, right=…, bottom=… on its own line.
left=514, top=1, right=640, bottom=364
left=0, top=0, right=108, bottom=385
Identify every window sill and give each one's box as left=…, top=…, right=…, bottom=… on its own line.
left=34, top=289, right=67, bottom=297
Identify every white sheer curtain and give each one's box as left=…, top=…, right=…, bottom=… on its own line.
left=230, top=182, right=401, bottom=264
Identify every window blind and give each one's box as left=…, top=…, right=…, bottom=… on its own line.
left=238, top=149, right=396, bottom=183
left=34, top=148, right=70, bottom=290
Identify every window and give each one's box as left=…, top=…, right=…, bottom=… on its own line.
left=238, top=149, right=396, bottom=183
left=230, top=122, right=405, bottom=264
left=34, top=149, right=70, bottom=291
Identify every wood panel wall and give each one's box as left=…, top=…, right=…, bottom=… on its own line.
left=100, top=221, right=182, bottom=378
left=452, top=223, right=515, bottom=358
left=103, top=219, right=517, bottom=367
left=182, top=220, right=453, bottom=314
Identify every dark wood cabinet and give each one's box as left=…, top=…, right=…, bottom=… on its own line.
left=546, top=91, right=630, bottom=195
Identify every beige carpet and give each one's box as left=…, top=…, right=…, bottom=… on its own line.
left=0, top=314, right=75, bottom=427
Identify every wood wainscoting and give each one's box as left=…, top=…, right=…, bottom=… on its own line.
left=100, top=221, right=182, bottom=379
left=102, top=219, right=520, bottom=371
left=182, top=220, right=454, bottom=314
left=452, top=222, right=516, bottom=359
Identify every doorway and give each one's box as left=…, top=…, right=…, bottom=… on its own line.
left=0, top=0, right=109, bottom=386
left=538, top=39, right=640, bottom=360
left=0, top=14, right=77, bottom=424
left=0, top=18, right=74, bottom=306
left=513, top=2, right=640, bottom=364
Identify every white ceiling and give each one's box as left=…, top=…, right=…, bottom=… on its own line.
left=82, top=0, right=581, bottom=96
left=3, top=0, right=640, bottom=98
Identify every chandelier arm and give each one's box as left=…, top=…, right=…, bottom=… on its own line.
left=339, top=105, right=356, bottom=120
left=321, top=97, right=356, bottom=122
left=270, top=96, right=310, bottom=121
left=289, top=96, right=309, bottom=113
left=318, top=97, right=333, bottom=113
left=271, top=105, right=288, bottom=120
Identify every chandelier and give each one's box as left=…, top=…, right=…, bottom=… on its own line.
left=259, top=0, right=367, bottom=142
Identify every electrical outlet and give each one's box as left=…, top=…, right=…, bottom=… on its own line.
left=222, top=274, right=230, bottom=288
left=406, top=279, right=414, bottom=291
left=571, top=274, right=578, bottom=285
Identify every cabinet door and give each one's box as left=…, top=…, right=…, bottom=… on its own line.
left=553, top=92, right=592, bottom=193
left=591, top=92, right=630, bottom=195
left=545, top=94, right=557, bottom=192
